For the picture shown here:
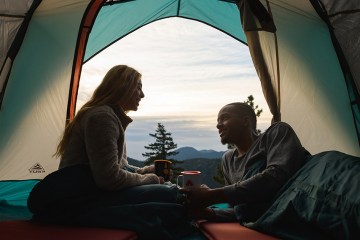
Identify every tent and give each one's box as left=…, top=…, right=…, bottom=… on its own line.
left=1, top=0, right=360, bottom=238
left=0, top=0, right=359, bottom=209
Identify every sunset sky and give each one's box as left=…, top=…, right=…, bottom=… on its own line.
left=78, top=17, right=272, bottom=160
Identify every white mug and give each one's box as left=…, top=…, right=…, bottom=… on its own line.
left=177, top=171, right=201, bottom=188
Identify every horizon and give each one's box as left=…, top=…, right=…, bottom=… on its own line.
left=128, top=146, right=226, bottom=162
left=79, top=18, right=272, bottom=160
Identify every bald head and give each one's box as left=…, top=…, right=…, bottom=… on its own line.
left=224, top=102, right=257, bottom=131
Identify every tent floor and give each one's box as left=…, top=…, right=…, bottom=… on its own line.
left=0, top=220, right=280, bottom=240
left=0, top=220, right=137, bottom=240
left=197, top=221, right=280, bottom=240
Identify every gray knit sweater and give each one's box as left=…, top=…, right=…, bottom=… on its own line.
left=59, top=105, right=158, bottom=190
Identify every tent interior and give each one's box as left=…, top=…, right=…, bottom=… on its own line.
left=1, top=0, right=360, bottom=238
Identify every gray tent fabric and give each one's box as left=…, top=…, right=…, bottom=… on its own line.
left=314, top=0, right=360, bottom=94
left=0, top=0, right=39, bottom=103
left=0, top=0, right=34, bottom=68
left=310, top=0, right=360, bottom=141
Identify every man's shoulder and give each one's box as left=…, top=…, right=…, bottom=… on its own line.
left=261, top=121, right=305, bottom=148
left=265, top=121, right=294, bottom=133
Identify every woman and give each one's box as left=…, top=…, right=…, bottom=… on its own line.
left=28, top=65, right=192, bottom=239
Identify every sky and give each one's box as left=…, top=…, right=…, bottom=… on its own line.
left=78, top=18, right=272, bottom=161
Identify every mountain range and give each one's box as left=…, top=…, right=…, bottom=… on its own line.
left=128, top=146, right=227, bottom=188
left=173, top=147, right=225, bottom=160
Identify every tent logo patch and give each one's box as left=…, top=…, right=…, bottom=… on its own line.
left=29, top=163, right=45, bottom=173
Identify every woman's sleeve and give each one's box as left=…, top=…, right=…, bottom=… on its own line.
left=84, top=112, right=159, bottom=190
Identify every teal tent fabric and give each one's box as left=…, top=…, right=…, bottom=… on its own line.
left=84, top=0, right=246, bottom=62
left=0, top=180, right=38, bottom=221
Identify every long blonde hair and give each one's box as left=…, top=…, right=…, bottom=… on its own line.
left=54, top=65, right=141, bottom=157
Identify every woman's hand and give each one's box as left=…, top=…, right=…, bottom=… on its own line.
left=137, top=165, right=155, bottom=174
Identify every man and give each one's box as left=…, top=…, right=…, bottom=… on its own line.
left=182, top=102, right=310, bottom=222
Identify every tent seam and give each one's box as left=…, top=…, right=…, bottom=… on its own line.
left=266, top=0, right=281, bottom=120
left=177, top=0, right=181, bottom=16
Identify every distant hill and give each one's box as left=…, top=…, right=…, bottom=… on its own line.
left=128, top=157, right=145, bottom=168
left=173, top=147, right=225, bottom=160
left=178, top=157, right=222, bottom=188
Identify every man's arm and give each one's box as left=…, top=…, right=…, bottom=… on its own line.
left=224, top=122, right=308, bottom=205
left=183, top=123, right=308, bottom=208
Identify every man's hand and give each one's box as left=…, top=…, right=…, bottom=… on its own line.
left=180, top=186, right=228, bottom=208
left=180, top=185, right=212, bottom=208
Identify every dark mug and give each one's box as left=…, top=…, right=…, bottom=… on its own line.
left=154, top=160, right=172, bottom=181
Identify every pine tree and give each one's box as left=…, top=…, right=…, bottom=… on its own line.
left=142, top=123, right=183, bottom=177
left=244, top=95, right=263, bottom=134
left=213, top=95, right=263, bottom=185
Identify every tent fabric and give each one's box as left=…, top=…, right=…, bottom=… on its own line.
left=309, top=0, right=360, bottom=143
left=0, top=0, right=34, bottom=68
left=0, top=0, right=38, bottom=102
left=237, top=0, right=281, bottom=122
left=84, top=0, right=246, bottom=62
left=0, top=0, right=359, bottom=182
left=0, top=180, right=36, bottom=221
left=0, top=0, right=91, bottom=180
left=314, top=0, right=360, bottom=94
left=238, top=0, right=360, bottom=156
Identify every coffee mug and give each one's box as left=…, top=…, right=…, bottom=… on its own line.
left=177, top=171, right=201, bottom=188
left=154, top=160, right=172, bottom=181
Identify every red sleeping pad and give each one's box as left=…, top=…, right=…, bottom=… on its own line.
left=197, top=221, right=280, bottom=240
left=0, top=220, right=137, bottom=240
